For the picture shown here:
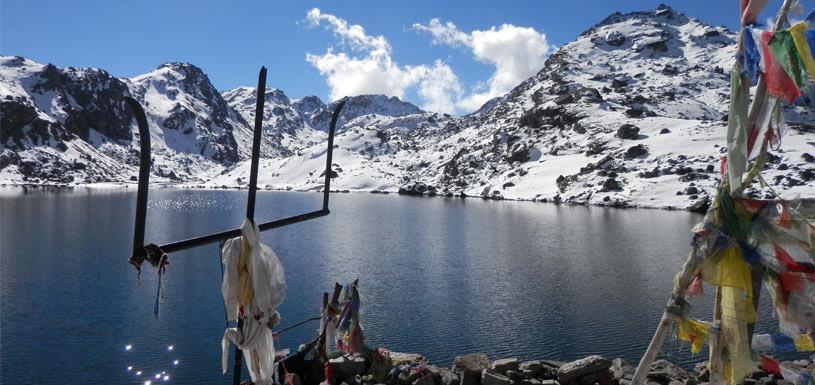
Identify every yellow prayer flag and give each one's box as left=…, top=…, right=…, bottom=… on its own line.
left=677, top=317, right=710, bottom=354
left=700, top=245, right=753, bottom=294
left=793, top=334, right=815, bottom=352
left=721, top=282, right=757, bottom=324
left=789, top=23, right=815, bottom=81
left=721, top=285, right=756, bottom=385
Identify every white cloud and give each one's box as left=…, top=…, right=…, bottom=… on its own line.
left=305, top=8, right=390, bottom=55
left=304, top=9, right=553, bottom=114
left=414, top=19, right=553, bottom=111
left=305, top=8, right=462, bottom=114
left=412, top=19, right=471, bottom=47
left=414, top=60, right=463, bottom=114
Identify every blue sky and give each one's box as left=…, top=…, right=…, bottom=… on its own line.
left=1, top=0, right=811, bottom=113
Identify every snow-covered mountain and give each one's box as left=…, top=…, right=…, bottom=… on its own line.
left=129, top=62, right=248, bottom=163
left=208, top=5, right=815, bottom=209
left=2, top=4, right=814, bottom=210
left=0, top=58, right=254, bottom=183
left=222, top=86, right=324, bottom=158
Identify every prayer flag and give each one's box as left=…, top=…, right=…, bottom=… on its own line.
left=789, top=23, right=815, bottom=80
left=793, top=334, right=815, bottom=352
left=762, top=31, right=802, bottom=102
left=768, top=30, right=807, bottom=87
left=726, top=66, right=750, bottom=193
left=760, top=354, right=781, bottom=376
left=677, top=317, right=710, bottom=354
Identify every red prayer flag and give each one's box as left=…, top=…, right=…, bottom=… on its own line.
left=761, top=31, right=801, bottom=103
left=774, top=244, right=815, bottom=274
left=779, top=271, right=804, bottom=292
left=760, top=354, right=781, bottom=375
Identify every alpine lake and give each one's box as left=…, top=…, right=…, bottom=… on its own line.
left=0, top=187, right=803, bottom=384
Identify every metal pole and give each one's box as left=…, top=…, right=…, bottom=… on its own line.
left=246, top=66, right=267, bottom=223
left=126, top=95, right=345, bottom=258
left=125, top=97, right=151, bottom=267
left=232, top=66, right=268, bottom=385
left=323, top=100, right=346, bottom=212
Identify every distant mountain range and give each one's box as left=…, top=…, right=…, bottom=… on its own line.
left=2, top=4, right=814, bottom=210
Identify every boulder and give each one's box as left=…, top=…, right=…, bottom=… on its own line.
left=639, top=167, right=661, bottom=179
left=800, top=169, right=815, bottom=182
left=492, top=359, right=520, bottom=375
left=601, top=178, right=623, bottom=192
left=460, top=373, right=479, bottom=385
left=586, top=141, right=606, bottom=156
left=616, top=124, right=640, bottom=140
left=577, top=372, right=598, bottom=385
left=540, top=360, right=565, bottom=370
left=624, top=144, right=649, bottom=159
left=398, top=183, right=429, bottom=196
left=520, top=361, right=544, bottom=377
left=455, top=353, right=491, bottom=377
left=611, top=358, right=635, bottom=381
left=611, top=78, right=627, bottom=89
left=506, top=371, right=527, bottom=382
left=507, top=143, right=531, bottom=163
left=625, top=107, right=644, bottom=118
left=329, top=355, right=367, bottom=380
left=441, top=369, right=461, bottom=385
left=662, top=65, right=678, bottom=75
left=647, top=360, right=689, bottom=385
left=482, top=370, right=512, bottom=385
left=688, top=195, right=711, bottom=213
left=605, top=31, right=626, bottom=46
left=577, top=88, right=604, bottom=103
left=557, top=356, right=612, bottom=385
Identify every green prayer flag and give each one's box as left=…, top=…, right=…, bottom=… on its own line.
left=768, top=30, right=807, bottom=88
left=726, top=66, right=749, bottom=195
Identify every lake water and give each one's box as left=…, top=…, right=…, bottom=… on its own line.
left=0, top=187, right=797, bottom=384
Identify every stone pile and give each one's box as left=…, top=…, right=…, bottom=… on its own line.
left=309, top=352, right=814, bottom=385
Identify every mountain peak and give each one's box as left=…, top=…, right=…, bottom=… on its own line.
left=157, top=61, right=206, bottom=74
left=335, top=94, right=422, bottom=114
left=291, top=95, right=325, bottom=116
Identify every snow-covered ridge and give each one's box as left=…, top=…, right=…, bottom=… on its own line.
left=2, top=4, right=814, bottom=211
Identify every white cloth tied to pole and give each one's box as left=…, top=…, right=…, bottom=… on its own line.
left=221, top=218, right=287, bottom=384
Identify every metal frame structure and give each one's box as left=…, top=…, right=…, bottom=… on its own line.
left=124, top=67, right=345, bottom=385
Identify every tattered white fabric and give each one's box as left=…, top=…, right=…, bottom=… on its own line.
left=319, top=314, right=339, bottom=354
left=221, top=219, right=287, bottom=384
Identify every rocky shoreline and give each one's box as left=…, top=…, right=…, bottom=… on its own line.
left=0, top=182, right=717, bottom=212
left=318, top=353, right=814, bottom=385
left=5, top=182, right=815, bottom=214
